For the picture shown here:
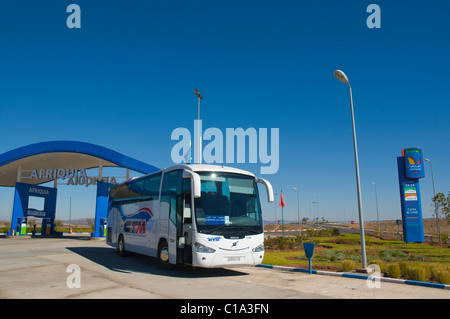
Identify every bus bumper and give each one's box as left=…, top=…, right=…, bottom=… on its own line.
left=192, top=251, right=264, bottom=268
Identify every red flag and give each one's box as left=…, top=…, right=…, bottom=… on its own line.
left=279, top=191, right=286, bottom=208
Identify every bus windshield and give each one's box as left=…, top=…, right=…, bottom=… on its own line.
left=194, top=172, right=263, bottom=237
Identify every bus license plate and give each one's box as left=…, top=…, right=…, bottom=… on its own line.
left=226, top=256, right=242, bottom=262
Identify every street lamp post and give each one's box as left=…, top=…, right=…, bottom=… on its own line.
left=194, top=89, right=203, bottom=164
left=292, top=187, right=301, bottom=236
left=334, top=70, right=367, bottom=269
left=312, top=201, right=317, bottom=225
left=317, top=194, right=320, bottom=228
left=424, top=158, right=440, bottom=238
left=309, top=201, right=312, bottom=223
left=371, top=182, right=380, bottom=232
left=69, top=196, right=72, bottom=234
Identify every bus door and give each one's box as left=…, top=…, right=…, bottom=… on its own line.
left=181, top=191, right=193, bottom=264
left=162, top=170, right=183, bottom=265
left=163, top=170, right=192, bottom=265
left=168, top=196, right=178, bottom=264
left=169, top=191, right=192, bottom=265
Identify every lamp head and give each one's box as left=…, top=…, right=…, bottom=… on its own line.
left=334, top=70, right=349, bottom=84
left=194, top=89, right=203, bottom=100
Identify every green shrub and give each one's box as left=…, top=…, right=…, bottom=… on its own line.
left=430, top=264, right=450, bottom=284
left=264, top=235, right=303, bottom=250
left=333, top=237, right=360, bottom=245
left=370, top=259, right=385, bottom=273
left=273, top=237, right=286, bottom=250
left=387, top=263, right=401, bottom=278
left=408, top=266, right=430, bottom=282
left=320, top=249, right=363, bottom=263
left=341, top=260, right=356, bottom=272
left=379, top=249, right=407, bottom=262
left=432, top=269, right=450, bottom=284
left=303, top=229, right=334, bottom=237
left=399, top=261, right=409, bottom=277
left=331, top=228, right=340, bottom=236
left=322, top=250, right=345, bottom=261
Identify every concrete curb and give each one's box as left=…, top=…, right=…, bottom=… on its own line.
left=256, top=264, right=450, bottom=290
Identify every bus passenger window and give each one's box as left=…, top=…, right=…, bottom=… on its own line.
left=182, top=178, right=192, bottom=222
left=169, top=196, right=177, bottom=224
left=183, top=198, right=191, bottom=221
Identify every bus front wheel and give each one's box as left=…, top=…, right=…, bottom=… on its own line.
left=157, top=240, right=174, bottom=269
left=118, top=235, right=127, bottom=257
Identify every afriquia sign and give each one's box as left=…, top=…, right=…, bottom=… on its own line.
left=397, top=147, right=425, bottom=243
left=28, top=168, right=118, bottom=187
left=402, top=147, right=425, bottom=179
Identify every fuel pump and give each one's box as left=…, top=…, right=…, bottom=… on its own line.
left=17, top=217, right=27, bottom=235
left=41, top=218, right=52, bottom=235
left=46, top=219, right=52, bottom=235
left=41, top=218, right=47, bottom=235
left=100, top=218, right=107, bottom=237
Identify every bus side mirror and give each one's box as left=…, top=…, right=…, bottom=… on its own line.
left=183, top=170, right=201, bottom=198
left=256, top=177, right=274, bottom=203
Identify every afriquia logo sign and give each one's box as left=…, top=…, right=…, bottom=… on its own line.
left=397, top=147, right=425, bottom=243
left=27, top=168, right=119, bottom=186
left=171, top=120, right=279, bottom=174
left=402, top=147, right=425, bottom=179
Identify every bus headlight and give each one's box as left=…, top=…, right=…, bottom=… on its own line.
left=252, top=244, right=264, bottom=252
left=194, top=243, right=216, bottom=253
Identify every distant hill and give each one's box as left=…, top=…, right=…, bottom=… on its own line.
left=60, top=218, right=91, bottom=225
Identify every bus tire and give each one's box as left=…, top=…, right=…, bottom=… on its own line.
left=157, top=240, right=174, bottom=269
left=118, top=235, right=127, bottom=257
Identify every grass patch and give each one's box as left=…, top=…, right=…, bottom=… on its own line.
left=263, top=233, right=450, bottom=282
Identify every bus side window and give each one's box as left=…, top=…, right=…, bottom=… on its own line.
left=161, top=170, right=183, bottom=203
left=143, top=172, right=161, bottom=201
left=182, top=178, right=192, bottom=221
left=169, top=196, right=177, bottom=225
left=162, top=170, right=184, bottom=227
left=183, top=199, right=191, bottom=220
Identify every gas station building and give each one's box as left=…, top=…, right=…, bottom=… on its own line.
left=0, top=141, right=159, bottom=237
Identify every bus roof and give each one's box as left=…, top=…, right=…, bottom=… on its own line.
left=115, top=164, right=257, bottom=186
left=165, top=164, right=256, bottom=177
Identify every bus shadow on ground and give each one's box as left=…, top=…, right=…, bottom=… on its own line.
left=66, top=246, right=249, bottom=279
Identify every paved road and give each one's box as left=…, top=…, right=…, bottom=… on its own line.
left=0, top=235, right=448, bottom=302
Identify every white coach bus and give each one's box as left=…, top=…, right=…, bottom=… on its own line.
left=106, top=164, right=274, bottom=269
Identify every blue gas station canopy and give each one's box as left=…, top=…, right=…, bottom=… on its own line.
left=0, top=141, right=159, bottom=187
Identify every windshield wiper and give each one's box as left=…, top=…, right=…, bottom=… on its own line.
left=204, top=224, right=228, bottom=234
left=229, top=226, right=261, bottom=234
left=204, top=225, right=261, bottom=234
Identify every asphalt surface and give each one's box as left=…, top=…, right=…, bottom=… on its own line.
left=0, top=235, right=448, bottom=301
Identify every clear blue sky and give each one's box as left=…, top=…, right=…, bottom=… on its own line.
left=0, top=1, right=449, bottom=224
